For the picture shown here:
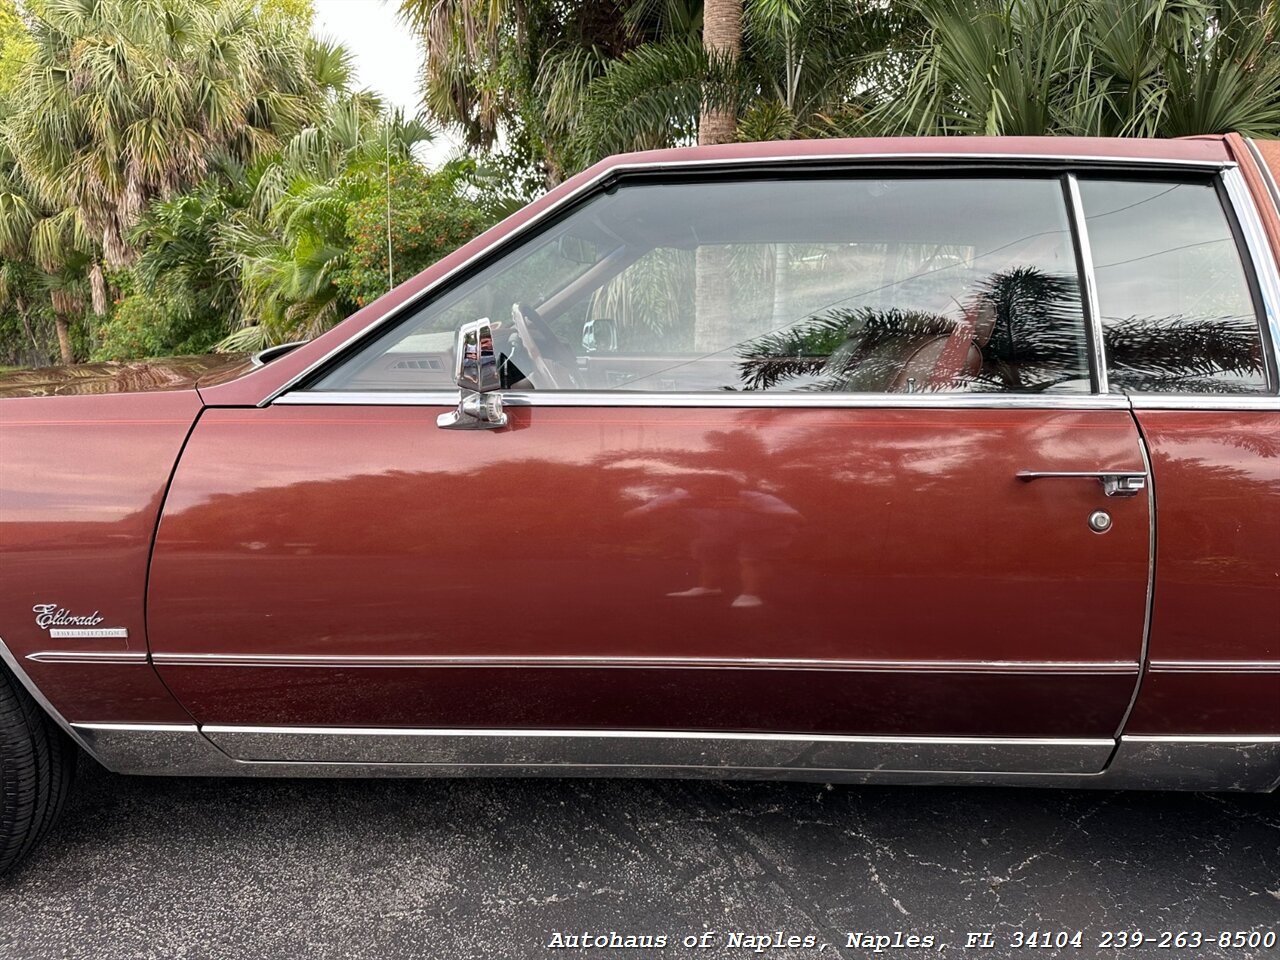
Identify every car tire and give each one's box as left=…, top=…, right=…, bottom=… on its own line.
left=0, top=660, right=75, bottom=875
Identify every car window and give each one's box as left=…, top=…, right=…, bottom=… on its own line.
left=310, top=176, right=1092, bottom=394
left=1078, top=179, right=1270, bottom=394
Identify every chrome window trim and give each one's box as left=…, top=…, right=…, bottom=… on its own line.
left=267, top=152, right=1237, bottom=408
left=1128, top=394, right=1280, bottom=411
left=274, top=389, right=1131, bottom=410
left=1243, top=137, right=1280, bottom=216
left=1221, top=165, right=1280, bottom=391
left=1066, top=174, right=1109, bottom=393
left=150, top=652, right=1137, bottom=674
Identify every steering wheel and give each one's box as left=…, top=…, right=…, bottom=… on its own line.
left=510, top=303, right=582, bottom=389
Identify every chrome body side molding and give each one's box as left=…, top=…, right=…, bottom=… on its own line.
left=200, top=726, right=1114, bottom=774
left=66, top=723, right=1280, bottom=792
left=148, top=653, right=1137, bottom=674
left=1149, top=660, right=1280, bottom=673
left=25, top=650, right=148, bottom=665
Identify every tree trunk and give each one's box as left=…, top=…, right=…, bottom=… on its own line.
left=698, top=0, right=743, bottom=146
left=692, top=0, right=744, bottom=356
left=54, top=317, right=73, bottom=365
left=89, top=261, right=109, bottom=317
left=693, top=246, right=737, bottom=353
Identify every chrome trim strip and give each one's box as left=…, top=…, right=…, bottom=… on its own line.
left=1243, top=138, right=1280, bottom=220
left=1128, top=394, right=1280, bottom=411
left=61, top=723, right=1280, bottom=790
left=74, top=722, right=198, bottom=733
left=1115, top=423, right=1157, bottom=739
left=265, top=152, right=1235, bottom=407
left=274, top=389, right=1131, bottom=410
left=202, top=725, right=1114, bottom=774
left=1222, top=166, right=1280, bottom=390
left=26, top=650, right=149, bottom=664
left=0, top=635, right=103, bottom=759
left=1126, top=742, right=1280, bottom=747
left=201, top=725, right=1108, bottom=745
left=1066, top=174, right=1108, bottom=393
left=149, top=652, right=1137, bottom=674
left=1149, top=660, right=1280, bottom=673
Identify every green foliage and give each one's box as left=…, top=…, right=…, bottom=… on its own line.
left=0, top=0, right=33, bottom=100
left=846, top=0, right=1280, bottom=137
left=335, top=160, right=496, bottom=309
left=6, top=0, right=327, bottom=268
left=92, top=294, right=174, bottom=361
left=214, top=96, right=446, bottom=351
left=6, top=0, right=1280, bottom=368
left=93, top=177, right=246, bottom=361
left=0, top=0, right=328, bottom=364
left=397, top=0, right=670, bottom=184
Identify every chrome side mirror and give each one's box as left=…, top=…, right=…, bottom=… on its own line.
left=437, top=318, right=508, bottom=430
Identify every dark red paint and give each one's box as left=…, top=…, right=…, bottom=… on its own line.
left=1126, top=411, right=1280, bottom=734
left=146, top=404, right=1150, bottom=735
left=0, top=392, right=199, bottom=723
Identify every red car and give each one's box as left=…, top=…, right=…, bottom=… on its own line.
left=2, top=135, right=1278, bottom=873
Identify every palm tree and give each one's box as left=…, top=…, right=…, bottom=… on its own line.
left=700, top=0, right=743, bottom=144
left=569, top=0, right=918, bottom=165
left=216, top=97, right=435, bottom=352
left=0, top=121, right=93, bottom=363
left=396, top=0, right=650, bottom=185
left=848, top=0, right=1280, bottom=138
left=3, top=0, right=326, bottom=336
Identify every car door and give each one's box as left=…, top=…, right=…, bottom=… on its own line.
left=1067, top=166, right=1280, bottom=747
left=147, top=168, right=1153, bottom=776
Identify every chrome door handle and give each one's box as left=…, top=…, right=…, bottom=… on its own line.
left=1016, top=471, right=1147, bottom=498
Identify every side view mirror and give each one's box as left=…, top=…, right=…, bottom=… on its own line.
left=582, top=317, right=617, bottom=353
left=454, top=318, right=501, bottom=393
left=437, top=318, right=508, bottom=430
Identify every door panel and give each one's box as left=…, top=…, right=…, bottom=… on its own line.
left=148, top=402, right=1149, bottom=746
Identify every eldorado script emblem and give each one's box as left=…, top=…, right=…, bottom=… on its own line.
left=32, top=603, right=128, bottom=639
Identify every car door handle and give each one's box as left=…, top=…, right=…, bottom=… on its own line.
left=1016, top=471, right=1148, bottom=498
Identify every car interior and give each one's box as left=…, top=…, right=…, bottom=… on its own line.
left=312, top=176, right=1094, bottom=394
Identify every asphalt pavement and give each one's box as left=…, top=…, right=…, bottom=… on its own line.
left=1, top=759, right=1277, bottom=959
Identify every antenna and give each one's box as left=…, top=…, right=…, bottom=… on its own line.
left=385, top=119, right=394, bottom=293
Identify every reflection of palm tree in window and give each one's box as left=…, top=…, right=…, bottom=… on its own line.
left=1103, top=314, right=1265, bottom=393
left=738, top=267, right=1089, bottom=393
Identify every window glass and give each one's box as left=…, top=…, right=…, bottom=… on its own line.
left=1079, top=179, right=1269, bottom=394
left=312, top=177, right=1091, bottom=394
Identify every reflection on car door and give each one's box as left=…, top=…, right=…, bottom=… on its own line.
left=146, top=398, right=1150, bottom=774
